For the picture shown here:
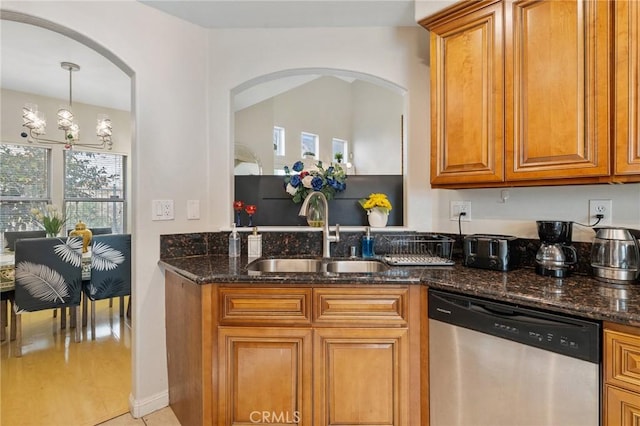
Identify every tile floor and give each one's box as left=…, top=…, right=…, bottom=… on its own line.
left=97, top=407, right=180, bottom=425
left=1, top=297, right=180, bottom=425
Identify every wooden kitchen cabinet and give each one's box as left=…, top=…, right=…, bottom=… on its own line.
left=217, top=327, right=313, bottom=425
left=504, top=0, right=610, bottom=182
left=613, top=0, right=640, bottom=180
left=421, top=0, right=640, bottom=188
left=603, top=322, right=640, bottom=425
left=312, top=288, right=412, bottom=425
left=164, top=271, right=427, bottom=426
left=422, top=0, right=505, bottom=187
left=313, top=327, right=408, bottom=425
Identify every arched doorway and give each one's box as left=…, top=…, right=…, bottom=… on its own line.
left=1, top=11, right=135, bottom=425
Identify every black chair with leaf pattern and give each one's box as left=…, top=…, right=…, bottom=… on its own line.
left=14, top=236, right=83, bottom=356
left=84, top=234, right=131, bottom=339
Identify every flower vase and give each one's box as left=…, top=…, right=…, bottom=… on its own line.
left=367, top=207, right=388, bottom=228
left=306, top=198, right=325, bottom=228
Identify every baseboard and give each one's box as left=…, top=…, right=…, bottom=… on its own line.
left=128, top=390, right=169, bottom=418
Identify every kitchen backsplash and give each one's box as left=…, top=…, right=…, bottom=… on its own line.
left=160, top=231, right=595, bottom=276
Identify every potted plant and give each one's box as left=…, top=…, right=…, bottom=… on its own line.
left=30, top=204, right=67, bottom=237
left=359, top=193, right=392, bottom=227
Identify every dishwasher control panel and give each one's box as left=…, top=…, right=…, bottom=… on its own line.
left=429, top=289, right=601, bottom=363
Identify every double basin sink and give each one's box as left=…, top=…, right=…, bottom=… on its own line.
left=246, top=257, right=390, bottom=274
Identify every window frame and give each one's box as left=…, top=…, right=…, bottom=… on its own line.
left=273, top=126, right=286, bottom=157
left=63, top=150, right=127, bottom=234
left=0, top=143, right=52, bottom=233
left=332, top=138, right=349, bottom=163
left=301, top=132, right=319, bottom=158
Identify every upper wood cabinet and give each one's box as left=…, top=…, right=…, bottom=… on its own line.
left=421, top=0, right=639, bottom=188
left=505, top=0, right=610, bottom=182
left=614, top=0, right=640, bottom=180
left=422, top=0, right=505, bottom=187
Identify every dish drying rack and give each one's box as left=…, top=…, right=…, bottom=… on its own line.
left=381, top=234, right=455, bottom=266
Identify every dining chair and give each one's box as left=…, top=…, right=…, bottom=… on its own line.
left=3, top=230, right=47, bottom=251
left=89, top=227, right=112, bottom=235
left=84, top=234, right=131, bottom=339
left=13, top=236, right=83, bottom=356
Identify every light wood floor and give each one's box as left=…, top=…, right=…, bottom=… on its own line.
left=1, top=298, right=136, bottom=425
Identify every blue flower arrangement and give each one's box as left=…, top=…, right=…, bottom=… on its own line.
left=283, top=160, right=347, bottom=203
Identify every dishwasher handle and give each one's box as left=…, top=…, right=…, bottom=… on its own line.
left=468, top=301, right=574, bottom=328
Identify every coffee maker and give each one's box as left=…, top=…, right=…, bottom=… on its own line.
left=535, top=221, right=578, bottom=278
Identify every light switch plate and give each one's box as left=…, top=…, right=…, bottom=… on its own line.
left=187, top=200, right=200, bottom=220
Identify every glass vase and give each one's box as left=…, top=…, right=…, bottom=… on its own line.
left=306, top=197, right=325, bottom=228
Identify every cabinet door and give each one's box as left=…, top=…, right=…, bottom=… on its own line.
left=426, top=1, right=505, bottom=186
left=605, top=328, right=640, bottom=394
left=614, top=0, right=640, bottom=179
left=218, top=327, right=312, bottom=426
left=605, top=385, right=640, bottom=426
left=505, top=0, right=611, bottom=181
left=313, top=328, right=408, bottom=426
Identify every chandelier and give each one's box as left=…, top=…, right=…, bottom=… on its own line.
left=21, top=62, right=113, bottom=150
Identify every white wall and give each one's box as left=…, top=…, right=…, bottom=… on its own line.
left=2, top=0, right=209, bottom=417
left=351, top=79, right=403, bottom=174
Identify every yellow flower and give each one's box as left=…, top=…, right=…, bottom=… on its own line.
left=359, top=193, right=392, bottom=214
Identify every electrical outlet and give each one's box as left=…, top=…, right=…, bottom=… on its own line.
left=450, top=201, right=471, bottom=221
left=152, top=199, right=174, bottom=221
left=589, top=199, right=612, bottom=226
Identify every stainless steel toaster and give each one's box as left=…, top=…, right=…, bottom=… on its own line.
left=463, top=234, right=520, bottom=271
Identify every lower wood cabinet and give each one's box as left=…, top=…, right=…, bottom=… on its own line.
left=217, top=327, right=313, bottom=425
left=164, top=270, right=426, bottom=426
left=605, top=384, right=640, bottom=425
left=313, top=328, right=408, bottom=425
left=604, top=322, right=640, bottom=425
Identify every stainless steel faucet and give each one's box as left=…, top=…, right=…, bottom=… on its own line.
left=299, top=191, right=340, bottom=258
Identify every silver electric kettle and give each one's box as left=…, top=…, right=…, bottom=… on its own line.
left=591, top=227, right=640, bottom=284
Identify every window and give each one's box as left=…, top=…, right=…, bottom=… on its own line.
left=273, top=126, right=285, bottom=156
left=332, top=138, right=348, bottom=163
left=64, top=150, right=126, bottom=234
left=0, top=144, right=50, bottom=232
left=301, top=132, right=319, bottom=158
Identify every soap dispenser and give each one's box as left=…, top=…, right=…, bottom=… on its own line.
left=362, top=226, right=375, bottom=258
left=248, top=226, right=262, bottom=258
left=229, top=223, right=240, bottom=257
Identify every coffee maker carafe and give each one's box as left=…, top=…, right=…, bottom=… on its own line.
left=535, top=221, right=577, bottom=278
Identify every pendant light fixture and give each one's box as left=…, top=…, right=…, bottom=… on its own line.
left=21, top=61, right=113, bottom=150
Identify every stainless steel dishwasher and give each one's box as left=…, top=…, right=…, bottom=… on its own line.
left=428, top=289, right=601, bottom=426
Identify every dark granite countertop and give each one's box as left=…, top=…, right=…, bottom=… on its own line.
left=159, top=254, right=640, bottom=327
